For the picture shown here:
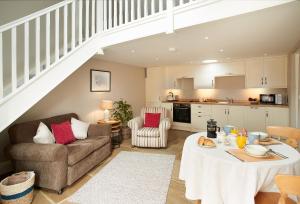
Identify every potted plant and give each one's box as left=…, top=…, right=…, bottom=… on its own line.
left=112, top=99, right=133, bottom=139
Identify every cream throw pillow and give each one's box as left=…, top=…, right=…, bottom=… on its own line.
left=71, top=118, right=89, bottom=139
left=33, top=122, right=55, bottom=144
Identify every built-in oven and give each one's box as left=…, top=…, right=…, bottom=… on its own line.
left=173, top=103, right=191, bottom=123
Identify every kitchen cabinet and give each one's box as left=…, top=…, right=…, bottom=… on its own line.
left=211, top=105, right=228, bottom=128
left=211, top=105, right=244, bottom=129
left=244, top=106, right=266, bottom=132
left=191, top=104, right=212, bottom=131
left=161, top=102, right=173, bottom=121
left=245, top=55, right=287, bottom=88
left=266, top=107, right=289, bottom=127
left=214, top=61, right=245, bottom=76
left=245, top=58, right=264, bottom=88
left=227, top=106, right=245, bottom=129
left=263, top=56, right=287, bottom=88
left=194, top=65, right=215, bottom=89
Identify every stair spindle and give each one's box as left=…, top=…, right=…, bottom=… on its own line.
left=137, top=0, right=141, bottom=19
left=119, top=0, right=124, bottom=25
left=55, top=9, right=60, bottom=61
left=46, top=12, right=50, bottom=69
left=79, top=0, right=83, bottom=44
left=151, top=0, right=155, bottom=14
left=11, top=27, right=17, bottom=91
left=35, top=17, right=40, bottom=76
left=104, top=0, right=107, bottom=30
left=125, top=0, right=129, bottom=23
left=159, top=0, right=163, bottom=12
left=71, top=0, right=75, bottom=49
left=64, top=4, right=68, bottom=55
left=130, top=0, right=134, bottom=22
left=91, top=0, right=95, bottom=35
left=114, top=0, right=118, bottom=27
left=24, top=22, right=29, bottom=83
left=85, top=0, right=90, bottom=39
left=144, top=0, right=148, bottom=17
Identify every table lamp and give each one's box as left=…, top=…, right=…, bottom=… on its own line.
left=100, top=100, right=113, bottom=121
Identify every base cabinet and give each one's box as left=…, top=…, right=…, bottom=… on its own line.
left=244, top=107, right=266, bottom=132
left=160, top=102, right=173, bottom=121
left=266, top=107, right=289, bottom=127
left=191, top=104, right=212, bottom=131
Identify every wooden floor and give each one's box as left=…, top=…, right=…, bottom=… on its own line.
left=32, top=129, right=196, bottom=204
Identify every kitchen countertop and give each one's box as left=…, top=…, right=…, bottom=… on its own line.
left=162, top=101, right=289, bottom=108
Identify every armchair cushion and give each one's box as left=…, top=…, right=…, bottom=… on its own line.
left=9, top=143, right=68, bottom=162
left=137, top=128, right=160, bottom=137
left=144, top=113, right=161, bottom=128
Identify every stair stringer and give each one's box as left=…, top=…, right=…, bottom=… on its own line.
left=0, top=35, right=102, bottom=132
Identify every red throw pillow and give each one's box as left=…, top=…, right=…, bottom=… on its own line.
left=144, top=113, right=161, bottom=128
left=51, top=121, right=76, bottom=144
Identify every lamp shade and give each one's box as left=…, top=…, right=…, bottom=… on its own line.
left=100, top=100, right=113, bottom=110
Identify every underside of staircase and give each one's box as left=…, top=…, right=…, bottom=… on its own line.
left=0, top=0, right=293, bottom=132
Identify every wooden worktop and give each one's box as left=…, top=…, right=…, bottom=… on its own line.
left=162, top=101, right=289, bottom=108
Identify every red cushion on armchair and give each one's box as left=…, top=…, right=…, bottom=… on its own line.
left=144, top=113, right=161, bottom=128
left=51, top=121, right=76, bottom=144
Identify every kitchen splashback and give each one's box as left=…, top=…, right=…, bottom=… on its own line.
left=165, top=88, right=288, bottom=101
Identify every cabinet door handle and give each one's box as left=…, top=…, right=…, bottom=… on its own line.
left=266, top=111, right=269, bottom=117
left=227, top=109, right=230, bottom=115
left=225, top=109, right=227, bottom=115
left=261, top=77, right=264, bottom=86
left=265, top=77, right=267, bottom=85
left=198, top=112, right=202, bottom=113
left=198, top=116, right=201, bottom=117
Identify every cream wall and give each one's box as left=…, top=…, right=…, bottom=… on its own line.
left=0, top=58, right=145, bottom=173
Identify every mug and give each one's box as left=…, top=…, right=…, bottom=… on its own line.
left=248, top=132, right=259, bottom=144
left=223, top=125, right=235, bottom=135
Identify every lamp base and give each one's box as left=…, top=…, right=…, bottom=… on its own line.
left=103, top=109, right=110, bottom=121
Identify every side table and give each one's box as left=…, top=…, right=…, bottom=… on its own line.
left=97, top=120, right=122, bottom=148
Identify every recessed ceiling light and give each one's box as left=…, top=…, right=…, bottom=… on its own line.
left=131, top=49, right=135, bottom=53
left=202, top=59, right=218, bottom=64
left=204, top=36, right=209, bottom=40
left=155, top=57, right=159, bottom=61
left=226, top=57, right=231, bottom=60
left=264, top=53, right=268, bottom=56
left=168, top=47, right=176, bottom=52
left=219, top=49, right=224, bottom=52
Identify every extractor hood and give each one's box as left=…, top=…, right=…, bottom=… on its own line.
left=214, top=75, right=245, bottom=89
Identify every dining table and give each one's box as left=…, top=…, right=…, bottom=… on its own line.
left=179, top=132, right=300, bottom=204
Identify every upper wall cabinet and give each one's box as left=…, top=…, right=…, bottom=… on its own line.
left=245, top=55, right=287, bottom=88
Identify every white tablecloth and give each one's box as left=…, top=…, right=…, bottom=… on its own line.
left=179, top=132, right=300, bottom=204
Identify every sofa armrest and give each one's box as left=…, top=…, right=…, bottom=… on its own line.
left=9, top=143, right=68, bottom=162
left=87, top=124, right=111, bottom=138
left=159, top=118, right=171, bottom=131
left=128, top=117, right=143, bottom=131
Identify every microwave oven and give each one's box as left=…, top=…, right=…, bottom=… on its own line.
left=260, top=94, right=275, bottom=104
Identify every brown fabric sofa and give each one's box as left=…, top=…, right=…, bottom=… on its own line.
left=7, top=113, right=112, bottom=193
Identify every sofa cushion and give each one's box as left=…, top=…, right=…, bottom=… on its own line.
left=51, top=121, right=76, bottom=145
left=137, top=127, right=160, bottom=137
left=67, top=136, right=110, bottom=166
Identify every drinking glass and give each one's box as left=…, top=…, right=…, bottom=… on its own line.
left=236, top=135, right=247, bottom=149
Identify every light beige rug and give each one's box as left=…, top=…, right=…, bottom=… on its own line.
left=68, top=151, right=175, bottom=204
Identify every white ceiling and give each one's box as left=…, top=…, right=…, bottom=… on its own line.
left=95, top=1, right=300, bottom=67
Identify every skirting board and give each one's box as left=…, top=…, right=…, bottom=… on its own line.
left=0, top=160, right=13, bottom=176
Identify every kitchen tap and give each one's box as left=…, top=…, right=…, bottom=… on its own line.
left=226, top=97, right=234, bottom=103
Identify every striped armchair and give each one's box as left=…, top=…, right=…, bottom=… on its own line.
left=128, top=107, right=171, bottom=148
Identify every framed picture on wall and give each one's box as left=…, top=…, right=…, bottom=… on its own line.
left=90, top=69, right=111, bottom=92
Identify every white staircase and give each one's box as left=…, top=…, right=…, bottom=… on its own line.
left=0, top=0, right=293, bottom=132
